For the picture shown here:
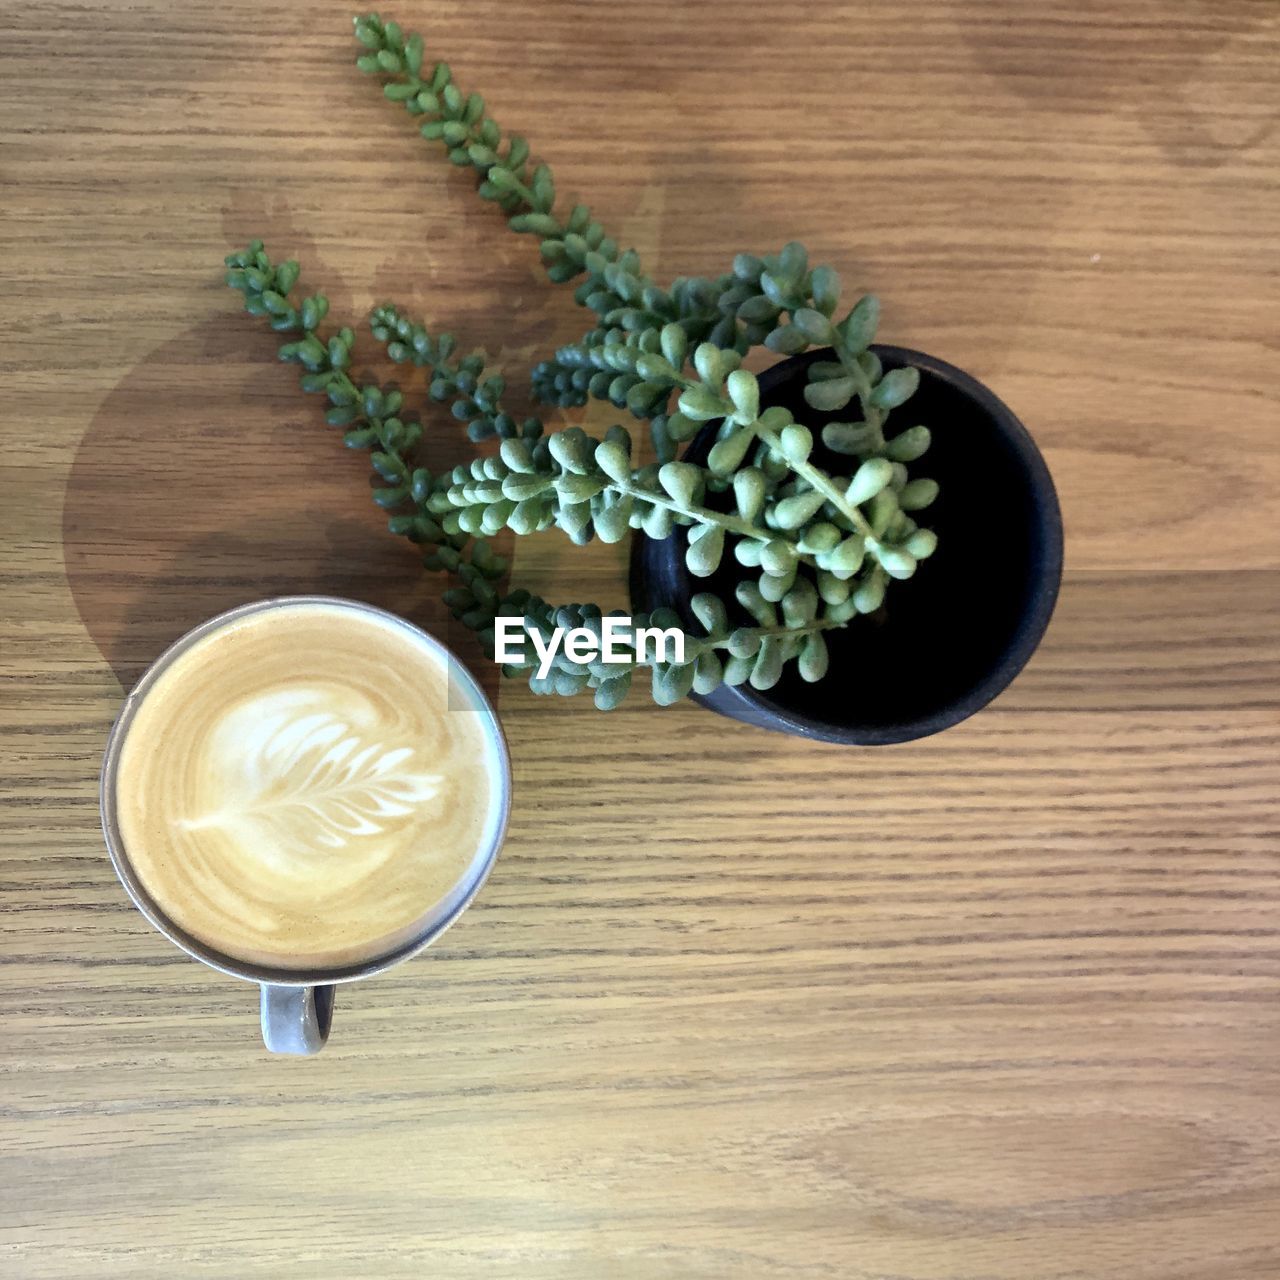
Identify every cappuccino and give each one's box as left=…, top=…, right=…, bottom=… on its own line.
left=111, top=601, right=504, bottom=971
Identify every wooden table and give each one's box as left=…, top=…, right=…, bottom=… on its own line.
left=3, top=1, right=1278, bottom=1276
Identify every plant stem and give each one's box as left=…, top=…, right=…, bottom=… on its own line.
left=748, top=420, right=876, bottom=541
left=611, top=481, right=789, bottom=546
left=832, top=342, right=885, bottom=439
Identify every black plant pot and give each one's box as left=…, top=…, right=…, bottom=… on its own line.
left=629, top=345, right=1063, bottom=745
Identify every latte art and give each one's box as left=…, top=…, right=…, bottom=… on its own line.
left=112, top=603, right=504, bottom=971
left=183, top=691, right=444, bottom=857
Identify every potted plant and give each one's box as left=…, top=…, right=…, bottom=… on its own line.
left=224, top=11, right=1062, bottom=744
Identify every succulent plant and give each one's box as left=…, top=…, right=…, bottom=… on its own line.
left=223, top=12, right=940, bottom=710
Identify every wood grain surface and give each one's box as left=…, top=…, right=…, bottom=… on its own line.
left=2, top=1, right=1278, bottom=1277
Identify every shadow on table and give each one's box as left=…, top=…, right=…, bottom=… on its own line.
left=63, top=314, right=501, bottom=704
left=954, top=0, right=1277, bottom=168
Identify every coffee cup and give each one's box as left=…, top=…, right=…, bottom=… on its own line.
left=100, top=596, right=511, bottom=1054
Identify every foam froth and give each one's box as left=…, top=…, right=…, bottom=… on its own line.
left=112, top=602, right=503, bottom=971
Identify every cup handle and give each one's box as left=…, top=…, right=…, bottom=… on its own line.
left=260, top=984, right=336, bottom=1055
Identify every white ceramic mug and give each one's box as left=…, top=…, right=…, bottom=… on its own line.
left=99, top=597, right=511, bottom=1054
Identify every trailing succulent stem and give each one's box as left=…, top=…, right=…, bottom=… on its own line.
left=220, top=13, right=943, bottom=710
left=225, top=244, right=840, bottom=708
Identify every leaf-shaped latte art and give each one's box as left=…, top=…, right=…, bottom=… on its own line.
left=184, top=710, right=443, bottom=851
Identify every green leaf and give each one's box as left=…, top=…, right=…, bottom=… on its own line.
left=846, top=457, right=894, bottom=506
left=776, top=241, right=808, bottom=284
left=779, top=424, right=812, bottom=465
left=508, top=212, right=560, bottom=235
left=692, top=343, right=724, bottom=386
left=685, top=524, right=725, bottom=577
left=634, top=352, right=674, bottom=382
left=725, top=369, right=759, bottom=425
left=781, top=577, right=818, bottom=628
left=759, top=405, right=792, bottom=434
left=798, top=633, right=829, bottom=682
left=499, top=437, right=535, bottom=473
left=507, top=498, right=542, bottom=535
left=816, top=570, right=850, bottom=605
left=594, top=440, right=631, bottom=483
left=649, top=417, right=674, bottom=465
left=798, top=522, right=841, bottom=553
left=405, top=32, right=424, bottom=74
left=838, top=294, right=880, bottom=353
left=530, top=163, right=554, bottom=211
left=764, top=324, right=809, bottom=355
left=482, top=500, right=518, bottom=534
left=658, top=461, right=701, bottom=506
left=809, top=265, right=840, bottom=316
left=750, top=638, right=784, bottom=690
left=594, top=672, right=632, bottom=710
left=828, top=535, right=866, bottom=575
left=733, top=467, right=766, bottom=521
left=870, top=366, right=919, bottom=410
left=677, top=385, right=727, bottom=422
left=791, top=308, right=833, bottom=344
left=692, top=649, right=724, bottom=695
left=758, top=569, right=794, bottom=603
left=905, top=528, right=938, bottom=559
left=737, top=294, right=777, bottom=324
left=758, top=270, right=791, bottom=307
left=853, top=571, right=887, bottom=614
left=665, top=411, right=699, bottom=443
left=556, top=473, right=606, bottom=504
left=274, top=259, right=300, bottom=294
left=653, top=661, right=695, bottom=706
left=760, top=538, right=797, bottom=575
left=373, top=484, right=410, bottom=509
left=548, top=429, right=591, bottom=473
left=735, top=581, right=776, bottom=627
left=771, top=489, right=826, bottom=530
left=691, top=593, right=728, bottom=635
left=641, top=504, right=674, bottom=539
left=594, top=502, right=631, bottom=543
left=626, top=380, right=664, bottom=416
left=898, top=477, right=939, bottom=511
left=707, top=428, right=753, bottom=475
left=660, top=323, right=688, bottom=368
left=822, top=597, right=858, bottom=624
left=885, top=425, right=931, bottom=462
left=875, top=544, right=918, bottom=580
left=803, top=376, right=857, bottom=413
left=822, top=420, right=882, bottom=457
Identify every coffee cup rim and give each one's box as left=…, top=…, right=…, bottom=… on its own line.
left=99, top=594, right=513, bottom=987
